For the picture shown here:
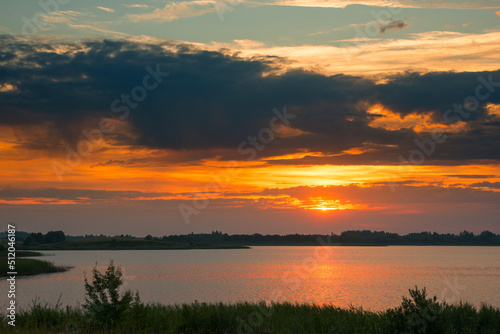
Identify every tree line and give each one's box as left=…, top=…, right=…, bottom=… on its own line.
left=23, top=230, right=66, bottom=246
left=3, top=229, right=500, bottom=246
left=159, top=230, right=500, bottom=245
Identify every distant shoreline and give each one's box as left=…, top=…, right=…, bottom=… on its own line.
left=27, top=243, right=500, bottom=251
left=22, top=237, right=250, bottom=251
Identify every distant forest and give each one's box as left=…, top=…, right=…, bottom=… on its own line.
left=2, top=229, right=500, bottom=246
left=160, top=230, right=500, bottom=246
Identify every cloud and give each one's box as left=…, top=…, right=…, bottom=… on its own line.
left=127, top=0, right=216, bottom=22
left=39, top=10, right=94, bottom=26
left=379, top=18, right=409, bottom=34
left=4, top=183, right=499, bottom=209
left=68, top=24, right=130, bottom=38
left=256, top=183, right=500, bottom=206
left=470, top=181, right=500, bottom=188
left=123, top=4, right=151, bottom=8
left=0, top=186, right=160, bottom=201
left=233, top=39, right=265, bottom=49
left=496, top=10, right=500, bottom=16
left=96, top=6, right=115, bottom=13
left=445, top=175, right=496, bottom=179
left=269, top=0, right=500, bottom=9
left=214, top=30, right=500, bottom=76
left=1, top=36, right=500, bottom=165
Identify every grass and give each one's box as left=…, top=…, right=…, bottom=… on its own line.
left=0, top=250, right=44, bottom=257
left=14, top=250, right=44, bottom=257
left=1, top=250, right=69, bottom=277
left=23, top=237, right=249, bottom=250
left=1, top=258, right=69, bottom=276
left=1, top=288, right=499, bottom=333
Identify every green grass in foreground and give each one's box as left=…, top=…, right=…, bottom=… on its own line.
left=2, top=289, right=500, bottom=333
left=24, top=237, right=249, bottom=250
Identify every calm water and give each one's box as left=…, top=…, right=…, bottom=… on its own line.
left=2, top=246, right=500, bottom=311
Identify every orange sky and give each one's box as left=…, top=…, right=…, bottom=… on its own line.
left=1, top=25, right=500, bottom=235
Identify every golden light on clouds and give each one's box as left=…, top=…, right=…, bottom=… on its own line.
left=303, top=197, right=362, bottom=211
left=0, top=83, right=18, bottom=93
left=486, top=103, right=500, bottom=117
left=196, top=31, right=500, bottom=76
left=367, top=104, right=467, bottom=133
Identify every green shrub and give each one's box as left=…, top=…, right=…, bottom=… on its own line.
left=83, top=260, right=140, bottom=328
left=385, top=286, right=445, bottom=333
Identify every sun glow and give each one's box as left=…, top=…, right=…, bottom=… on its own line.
left=305, top=197, right=361, bottom=211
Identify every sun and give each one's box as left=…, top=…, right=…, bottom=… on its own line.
left=305, top=197, right=359, bottom=212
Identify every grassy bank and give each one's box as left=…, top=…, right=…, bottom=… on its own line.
left=2, top=290, right=499, bottom=333
left=15, top=250, right=45, bottom=257
left=1, top=250, right=69, bottom=277
left=1, top=258, right=69, bottom=276
left=24, top=237, right=249, bottom=250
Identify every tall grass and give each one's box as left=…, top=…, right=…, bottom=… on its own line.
left=2, top=288, right=499, bottom=333
left=1, top=258, right=68, bottom=276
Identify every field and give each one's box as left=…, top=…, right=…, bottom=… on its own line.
left=22, top=237, right=249, bottom=250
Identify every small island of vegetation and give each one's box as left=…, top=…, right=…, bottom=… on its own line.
left=0, top=246, right=68, bottom=277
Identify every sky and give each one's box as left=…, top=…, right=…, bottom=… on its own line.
left=0, top=0, right=500, bottom=236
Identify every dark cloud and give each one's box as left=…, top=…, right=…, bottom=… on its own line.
left=3, top=183, right=499, bottom=205
left=1, top=35, right=500, bottom=164
left=0, top=186, right=174, bottom=201
left=445, top=175, right=496, bottom=178
left=254, top=183, right=500, bottom=206
left=379, top=19, right=409, bottom=34
left=470, top=181, right=500, bottom=188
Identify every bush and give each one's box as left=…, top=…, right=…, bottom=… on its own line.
left=83, top=260, right=140, bottom=327
left=385, top=286, right=445, bottom=333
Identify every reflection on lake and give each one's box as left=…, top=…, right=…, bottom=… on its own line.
left=2, top=246, right=500, bottom=311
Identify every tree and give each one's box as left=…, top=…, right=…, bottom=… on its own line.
left=31, top=232, right=44, bottom=244
left=145, top=235, right=153, bottom=240
left=44, top=230, right=65, bottom=243
left=23, top=235, right=39, bottom=247
left=479, top=230, right=496, bottom=243
left=83, top=260, right=140, bottom=326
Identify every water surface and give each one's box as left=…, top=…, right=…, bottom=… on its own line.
left=2, top=246, right=499, bottom=311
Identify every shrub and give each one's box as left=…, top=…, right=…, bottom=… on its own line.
left=385, top=286, right=445, bottom=333
left=83, top=260, right=140, bottom=327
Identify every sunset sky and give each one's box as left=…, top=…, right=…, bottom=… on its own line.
left=1, top=0, right=500, bottom=235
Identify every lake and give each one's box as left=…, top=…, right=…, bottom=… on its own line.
left=3, top=246, right=500, bottom=311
